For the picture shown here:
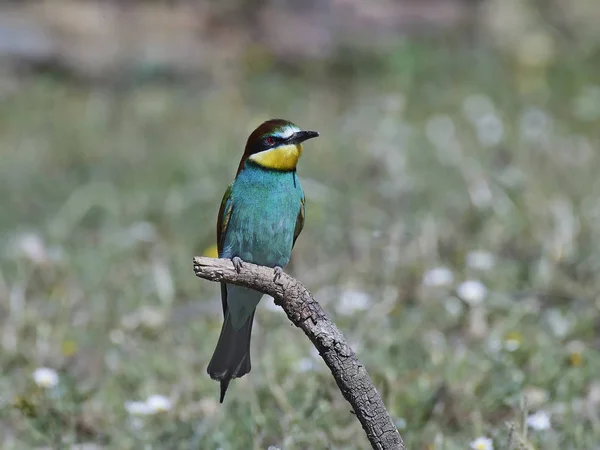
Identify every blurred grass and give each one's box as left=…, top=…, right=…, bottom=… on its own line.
left=1, top=39, right=600, bottom=449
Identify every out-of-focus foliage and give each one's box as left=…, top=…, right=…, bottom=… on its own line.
left=1, top=1, right=600, bottom=449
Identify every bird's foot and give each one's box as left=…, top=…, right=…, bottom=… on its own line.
left=273, top=266, right=283, bottom=283
left=232, top=257, right=244, bottom=274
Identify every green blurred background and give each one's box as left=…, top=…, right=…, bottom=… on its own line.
left=1, top=0, right=600, bottom=449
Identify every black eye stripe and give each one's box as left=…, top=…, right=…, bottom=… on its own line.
left=249, top=135, right=284, bottom=154
left=264, top=136, right=285, bottom=146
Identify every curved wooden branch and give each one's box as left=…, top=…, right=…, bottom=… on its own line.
left=193, top=257, right=405, bottom=450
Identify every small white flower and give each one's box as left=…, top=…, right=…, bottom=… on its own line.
left=146, top=394, right=172, bottom=413
left=125, top=401, right=154, bottom=416
left=462, top=94, right=495, bottom=123
left=457, top=280, right=487, bottom=306
left=125, top=395, right=172, bottom=415
left=470, top=436, right=494, bottom=450
left=566, top=340, right=586, bottom=354
left=33, top=367, right=59, bottom=389
left=476, top=113, right=504, bottom=147
left=13, top=232, right=47, bottom=264
left=503, top=339, right=521, bottom=352
left=422, top=267, right=454, bottom=287
left=466, top=250, right=496, bottom=271
left=546, top=309, right=572, bottom=338
left=527, top=411, right=551, bottom=430
left=336, top=289, right=372, bottom=315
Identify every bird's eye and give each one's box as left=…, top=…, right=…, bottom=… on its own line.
left=265, top=136, right=275, bottom=146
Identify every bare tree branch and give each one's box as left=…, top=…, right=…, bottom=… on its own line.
left=193, top=256, right=405, bottom=450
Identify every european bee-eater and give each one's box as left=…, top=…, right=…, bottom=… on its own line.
left=207, top=119, right=319, bottom=402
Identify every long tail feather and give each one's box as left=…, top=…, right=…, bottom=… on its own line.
left=207, top=309, right=255, bottom=403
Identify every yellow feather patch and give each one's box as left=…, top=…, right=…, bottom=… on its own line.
left=249, top=144, right=303, bottom=171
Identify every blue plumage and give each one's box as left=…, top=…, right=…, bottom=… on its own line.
left=207, top=119, right=318, bottom=403
left=221, top=162, right=303, bottom=329
left=222, top=162, right=303, bottom=269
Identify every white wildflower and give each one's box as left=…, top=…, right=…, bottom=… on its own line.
left=33, top=367, right=59, bottom=389
left=125, top=401, right=154, bottom=416
left=146, top=395, right=172, bottom=413
left=466, top=250, right=496, bottom=271
left=457, top=280, right=487, bottom=306
left=527, top=411, right=551, bottom=430
left=546, top=309, right=572, bottom=338
left=13, top=232, right=47, bottom=264
left=422, top=267, right=454, bottom=287
left=503, top=338, right=521, bottom=352
left=566, top=340, right=586, bottom=354
left=476, top=113, right=504, bottom=147
left=125, top=395, right=172, bottom=416
left=470, top=436, right=494, bottom=450
left=462, top=94, right=495, bottom=123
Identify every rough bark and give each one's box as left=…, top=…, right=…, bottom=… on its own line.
left=193, top=256, right=405, bottom=450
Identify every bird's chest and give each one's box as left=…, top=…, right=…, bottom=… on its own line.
left=224, top=170, right=302, bottom=267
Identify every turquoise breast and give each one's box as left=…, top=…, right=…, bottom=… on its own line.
left=221, top=161, right=304, bottom=268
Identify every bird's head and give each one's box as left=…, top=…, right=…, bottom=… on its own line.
left=238, top=119, right=319, bottom=174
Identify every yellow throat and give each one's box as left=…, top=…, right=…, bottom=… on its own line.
left=248, top=144, right=304, bottom=171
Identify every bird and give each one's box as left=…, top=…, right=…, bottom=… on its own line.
left=207, top=119, right=319, bottom=403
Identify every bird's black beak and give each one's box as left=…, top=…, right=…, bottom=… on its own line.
left=291, top=130, right=319, bottom=144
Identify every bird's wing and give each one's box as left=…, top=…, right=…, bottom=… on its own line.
left=217, top=183, right=234, bottom=316
left=292, top=194, right=305, bottom=249
left=217, top=183, right=234, bottom=255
